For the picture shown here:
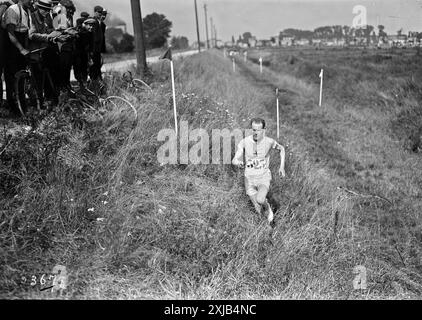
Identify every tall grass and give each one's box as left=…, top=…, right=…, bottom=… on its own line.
left=1, top=48, right=421, bottom=299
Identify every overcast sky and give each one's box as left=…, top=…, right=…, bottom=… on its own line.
left=74, top=0, right=422, bottom=43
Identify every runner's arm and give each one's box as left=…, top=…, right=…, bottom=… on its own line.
left=232, top=141, right=244, bottom=167
left=272, top=140, right=286, bottom=177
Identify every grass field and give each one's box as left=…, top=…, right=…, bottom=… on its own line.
left=0, top=47, right=421, bottom=299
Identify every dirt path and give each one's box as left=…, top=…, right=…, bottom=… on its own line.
left=235, top=58, right=357, bottom=182
left=70, top=50, right=198, bottom=81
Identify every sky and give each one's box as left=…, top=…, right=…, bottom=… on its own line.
left=74, top=0, right=422, bottom=43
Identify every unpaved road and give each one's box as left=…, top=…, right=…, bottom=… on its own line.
left=71, top=49, right=198, bottom=80
left=1, top=50, right=199, bottom=98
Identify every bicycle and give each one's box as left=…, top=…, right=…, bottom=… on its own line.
left=14, top=47, right=56, bottom=117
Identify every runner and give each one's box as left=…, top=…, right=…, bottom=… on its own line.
left=232, top=118, right=286, bottom=224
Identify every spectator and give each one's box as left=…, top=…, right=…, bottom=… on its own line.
left=100, top=8, right=106, bottom=54
left=56, top=0, right=75, bottom=93
left=74, top=17, right=95, bottom=91
left=0, top=0, right=18, bottom=113
left=2, top=0, right=32, bottom=115
left=89, top=5, right=103, bottom=82
left=28, top=0, right=58, bottom=105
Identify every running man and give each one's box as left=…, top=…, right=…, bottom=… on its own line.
left=232, top=118, right=286, bottom=223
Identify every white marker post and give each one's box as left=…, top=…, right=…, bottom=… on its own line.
left=244, top=51, right=247, bottom=62
left=170, top=59, right=178, bottom=135
left=223, top=48, right=226, bottom=58
left=319, top=68, right=324, bottom=107
left=232, top=58, right=236, bottom=72
left=276, top=88, right=280, bottom=140
left=259, top=57, right=263, bottom=74
left=160, top=47, right=178, bottom=135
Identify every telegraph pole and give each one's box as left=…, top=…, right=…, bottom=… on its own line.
left=130, top=0, right=147, bottom=75
left=210, top=17, right=214, bottom=48
left=204, top=3, right=209, bottom=49
left=214, top=25, right=217, bottom=48
left=194, top=0, right=201, bottom=52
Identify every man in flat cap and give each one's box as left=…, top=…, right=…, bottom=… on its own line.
left=100, top=8, right=106, bottom=54
left=74, top=17, right=95, bottom=91
left=0, top=0, right=18, bottom=113
left=28, top=0, right=58, bottom=105
left=89, top=5, right=103, bottom=82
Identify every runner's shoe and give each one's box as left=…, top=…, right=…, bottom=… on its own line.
left=267, top=203, right=274, bottom=224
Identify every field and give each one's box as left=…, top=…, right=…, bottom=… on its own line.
left=0, top=46, right=421, bottom=299
left=102, top=47, right=189, bottom=64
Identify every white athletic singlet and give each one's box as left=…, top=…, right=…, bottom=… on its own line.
left=237, top=135, right=277, bottom=177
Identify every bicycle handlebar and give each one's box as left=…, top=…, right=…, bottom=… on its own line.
left=29, top=47, right=48, bottom=54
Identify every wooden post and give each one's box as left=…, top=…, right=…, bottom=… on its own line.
left=194, top=0, right=201, bottom=53
left=259, top=57, right=263, bottom=73
left=319, top=69, right=324, bottom=107
left=170, top=59, right=178, bottom=135
left=276, top=88, right=280, bottom=139
left=130, top=0, right=147, bottom=75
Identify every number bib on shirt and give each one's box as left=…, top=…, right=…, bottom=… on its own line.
left=246, top=158, right=267, bottom=170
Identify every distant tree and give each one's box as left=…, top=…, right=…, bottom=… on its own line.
left=333, top=25, right=343, bottom=39
left=397, top=28, right=403, bottom=36
left=355, top=27, right=365, bottom=38
left=365, top=25, right=374, bottom=45
left=378, top=25, right=387, bottom=43
left=143, top=13, right=173, bottom=49
left=281, top=28, right=314, bottom=40
left=371, top=31, right=377, bottom=44
left=106, top=27, right=124, bottom=41
left=118, top=33, right=135, bottom=52
left=105, top=27, right=134, bottom=53
left=231, top=35, right=235, bottom=44
left=170, top=36, right=189, bottom=49
left=343, top=25, right=351, bottom=44
left=314, top=26, right=333, bottom=39
left=242, top=32, right=252, bottom=42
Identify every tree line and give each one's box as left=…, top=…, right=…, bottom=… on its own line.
left=281, top=25, right=405, bottom=43
left=105, top=12, right=188, bottom=53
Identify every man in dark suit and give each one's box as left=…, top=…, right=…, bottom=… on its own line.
left=100, top=8, right=106, bottom=54
left=89, top=5, right=103, bottom=81
left=0, top=0, right=18, bottom=113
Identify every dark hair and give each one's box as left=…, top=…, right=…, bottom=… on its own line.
left=94, top=5, right=103, bottom=13
left=250, top=118, right=266, bottom=129
left=59, top=0, right=75, bottom=12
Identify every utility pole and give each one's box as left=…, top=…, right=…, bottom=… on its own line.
left=214, top=25, right=217, bottom=48
left=204, top=3, right=209, bottom=49
left=194, top=0, right=201, bottom=52
left=130, top=0, right=147, bottom=75
left=210, top=17, right=214, bottom=48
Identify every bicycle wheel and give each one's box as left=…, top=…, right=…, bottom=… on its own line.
left=14, top=70, right=40, bottom=116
